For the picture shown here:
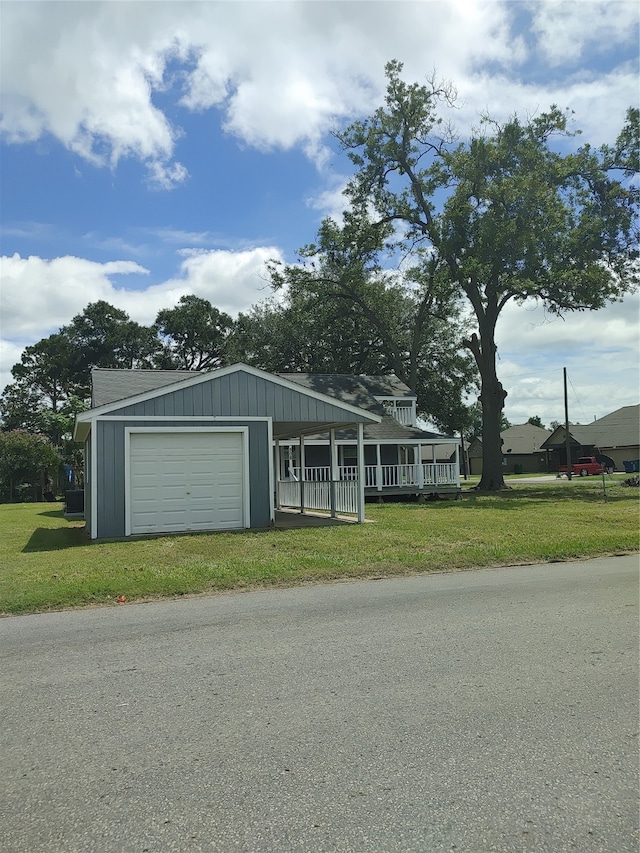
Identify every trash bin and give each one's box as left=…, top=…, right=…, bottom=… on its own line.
left=623, top=461, right=635, bottom=473
left=514, top=464, right=523, bottom=474
left=64, top=489, right=84, bottom=514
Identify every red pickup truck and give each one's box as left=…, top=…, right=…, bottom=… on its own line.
left=558, top=456, right=614, bottom=477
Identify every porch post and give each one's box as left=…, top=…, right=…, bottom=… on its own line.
left=454, top=441, right=461, bottom=487
left=299, top=434, right=306, bottom=514
left=274, top=438, right=281, bottom=510
left=329, top=428, right=337, bottom=518
left=417, top=444, right=424, bottom=488
left=357, top=422, right=365, bottom=523
left=376, top=444, right=383, bottom=492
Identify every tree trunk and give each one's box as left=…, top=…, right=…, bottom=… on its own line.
left=478, top=375, right=508, bottom=489
left=463, top=315, right=508, bottom=491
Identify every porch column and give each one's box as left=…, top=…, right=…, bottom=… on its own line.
left=454, top=441, right=461, bottom=486
left=357, top=422, right=365, bottom=523
left=329, top=428, right=337, bottom=518
left=299, top=434, right=306, bottom=514
left=417, top=444, right=424, bottom=488
left=376, top=444, right=383, bottom=492
left=274, top=438, right=281, bottom=510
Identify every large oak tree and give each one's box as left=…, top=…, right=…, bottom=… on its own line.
left=326, top=62, right=638, bottom=489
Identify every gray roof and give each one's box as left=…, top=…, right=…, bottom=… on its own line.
left=279, top=373, right=443, bottom=442
left=88, top=367, right=448, bottom=442
left=543, top=404, right=640, bottom=450
left=499, top=423, right=552, bottom=455
left=278, top=373, right=414, bottom=413
left=467, top=423, right=551, bottom=457
left=91, top=368, right=201, bottom=407
left=325, top=415, right=442, bottom=443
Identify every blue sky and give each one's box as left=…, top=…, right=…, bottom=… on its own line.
left=1, top=0, right=638, bottom=429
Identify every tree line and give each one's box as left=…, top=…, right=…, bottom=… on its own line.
left=1, top=61, right=637, bottom=494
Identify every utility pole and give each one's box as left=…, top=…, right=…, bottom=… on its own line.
left=564, top=367, right=572, bottom=481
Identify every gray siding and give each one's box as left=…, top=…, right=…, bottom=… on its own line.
left=84, top=435, right=92, bottom=537
left=94, top=419, right=270, bottom=540
left=107, top=371, right=371, bottom=424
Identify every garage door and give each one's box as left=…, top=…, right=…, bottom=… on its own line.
left=129, top=431, right=245, bottom=535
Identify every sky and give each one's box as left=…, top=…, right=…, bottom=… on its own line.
left=1, top=0, right=638, bottom=430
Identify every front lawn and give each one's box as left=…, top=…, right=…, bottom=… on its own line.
left=1, top=477, right=638, bottom=615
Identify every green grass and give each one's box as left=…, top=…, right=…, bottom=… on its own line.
left=1, top=476, right=638, bottom=615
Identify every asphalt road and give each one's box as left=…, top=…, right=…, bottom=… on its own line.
left=1, top=556, right=638, bottom=853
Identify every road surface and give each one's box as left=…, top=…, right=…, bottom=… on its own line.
left=1, top=555, right=638, bottom=852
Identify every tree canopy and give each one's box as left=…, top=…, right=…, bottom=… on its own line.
left=325, top=61, right=638, bottom=488
left=154, top=295, right=234, bottom=370
left=264, top=209, right=477, bottom=433
left=0, top=430, right=61, bottom=502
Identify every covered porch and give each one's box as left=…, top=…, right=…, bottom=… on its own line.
left=275, top=436, right=461, bottom=516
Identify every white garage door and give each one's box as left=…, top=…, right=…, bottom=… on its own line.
left=129, top=431, right=245, bottom=535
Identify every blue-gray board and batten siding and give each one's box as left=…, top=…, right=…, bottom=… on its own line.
left=86, top=368, right=376, bottom=540
left=110, top=370, right=372, bottom=423
left=92, top=419, right=270, bottom=540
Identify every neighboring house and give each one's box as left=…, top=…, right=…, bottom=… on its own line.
left=275, top=373, right=460, bottom=500
left=540, top=404, right=640, bottom=471
left=467, top=423, right=552, bottom=475
left=73, top=365, right=461, bottom=541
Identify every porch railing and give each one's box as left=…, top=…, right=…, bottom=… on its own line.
left=282, top=462, right=458, bottom=492
left=277, top=479, right=358, bottom=514
left=383, top=406, right=415, bottom=427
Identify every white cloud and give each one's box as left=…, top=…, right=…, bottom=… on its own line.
left=4, top=0, right=633, bottom=185
left=116, top=246, right=283, bottom=323
left=529, top=0, right=639, bottom=67
left=0, top=1, right=189, bottom=181
left=495, top=294, right=640, bottom=428
left=0, top=254, right=149, bottom=340
left=456, top=65, right=638, bottom=147
left=0, top=247, right=283, bottom=391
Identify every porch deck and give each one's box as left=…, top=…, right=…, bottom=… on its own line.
left=277, top=462, right=460, bottom=515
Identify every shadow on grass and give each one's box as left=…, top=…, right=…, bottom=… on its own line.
left=457, top=486, right=632, bottom=506
left=37, top=508, right=67, bottom=518
left=23, top=526, right=88, bottom=553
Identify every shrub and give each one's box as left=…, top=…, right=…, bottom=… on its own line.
left=0, top=430, right=62, bottom=502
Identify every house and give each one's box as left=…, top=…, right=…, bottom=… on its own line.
left=467, top=423, right=552, bottom=475
left=540, top=404, right=640, bottom=471
left=275, top=373, right=460, bottom=500
left=73, top=364, right=460, bottom=541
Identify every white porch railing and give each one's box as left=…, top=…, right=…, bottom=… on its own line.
left=281, top=462, right=458, bottom=494
left=277, top=479, right=358, bottom=514
left=383, top=406, right=414, bottom=427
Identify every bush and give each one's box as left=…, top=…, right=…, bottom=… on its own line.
left=0, top=430, right=62, bottom=503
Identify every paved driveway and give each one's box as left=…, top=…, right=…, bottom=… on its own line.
left=1, top=555, right=638, bottom=852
